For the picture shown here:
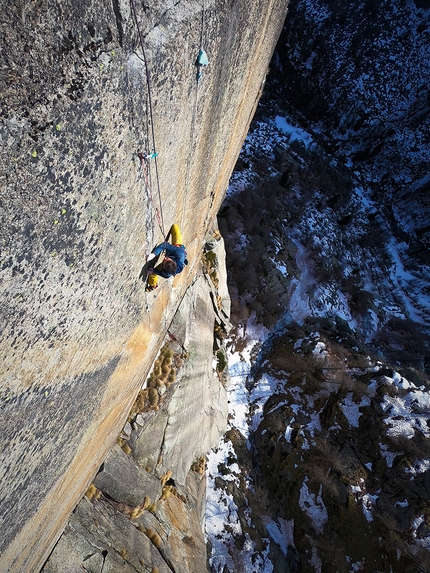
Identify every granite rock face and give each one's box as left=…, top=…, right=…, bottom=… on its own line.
left=42, top=267, right=229, bottom=573
left=0, top=0, right=288, bottom=571
left=93, top=445, right=163, bottom=507
left=130, top=271, right=230, bottom=486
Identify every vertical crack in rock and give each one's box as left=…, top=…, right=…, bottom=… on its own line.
left=111, top=0, right=125, bottom=47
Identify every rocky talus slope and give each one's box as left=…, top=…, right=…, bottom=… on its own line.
left=0, top=1, right=289, bottom=571
left=210, top=319, right=430, bottom=572
left=249, top=324, right=430, bottom=573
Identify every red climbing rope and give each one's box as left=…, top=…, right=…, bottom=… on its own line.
left=138, top=153, right=164, bottom=236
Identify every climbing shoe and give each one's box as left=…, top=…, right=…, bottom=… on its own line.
left=145, top=284, right=158, bottom=293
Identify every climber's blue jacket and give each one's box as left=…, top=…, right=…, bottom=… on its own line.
left=151, top=243, right=187, bottom=278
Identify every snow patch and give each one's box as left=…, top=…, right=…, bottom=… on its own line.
left=299, top=477, right=328, bottom=534
left=263, top=517, right=295, bottom=556
left=340, top=393, right=371, bottom=428
left=274, top=115, right=314, bottom=146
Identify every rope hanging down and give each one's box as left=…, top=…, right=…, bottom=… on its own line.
left=129, top=0, right=166, bottom=239
left=196, top=0, right=209, bottom=82
left=137, top=152, right=164, bottom=236
left=181, top=0, right=209, bottom=227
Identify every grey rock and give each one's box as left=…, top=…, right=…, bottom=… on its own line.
left=416, top=521, right=430, bottom=539
left=0, top=0, right=288, bottom=568
left=210, top=234, right=232, bottom=323
left=159, top=274, right=228, bottom=485
left=117, top=0, right=131, bottom=21
left=43, top=496, right=172, bottom=573
left=130, top=410, right=169, bottom=471
left=204, top=237, right=218, bottom=252
left=94, top=445, right=162, bottom=506
left=122, top=422, right=132, bottom=438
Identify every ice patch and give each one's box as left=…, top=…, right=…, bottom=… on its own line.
left=392, top=371, right=411, bottom=390
left=379, top=443, right=401, bottom=468
left=405, top=459, right=430, bottom=477
left=264, top=517, right=295, bottom=556
left=361, top=493, right=378, bottom=522
left=350, top=485, right=378, bottom=522
left=312, top=341, right=328, bottom=356
left=411, top=515, right=430, bottom=550
left=395, top=499, right=409, bottom=507
left=381, top=383, right=430, bottom=439
left=285, top=419, right=296, bottom=442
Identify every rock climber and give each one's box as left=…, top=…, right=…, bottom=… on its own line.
left=145, top=224, right=188, bottom=292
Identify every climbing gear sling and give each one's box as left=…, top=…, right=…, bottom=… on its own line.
left=196, top=48, right=209, bottom=82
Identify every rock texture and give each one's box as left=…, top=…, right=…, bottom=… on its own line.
left=0, top=0, right=288, bottom=571
left=43, top=261, right=230, bottom=573
left=93, top=445, right=162, bottom=507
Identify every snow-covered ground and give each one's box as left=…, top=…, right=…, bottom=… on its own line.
left=207, top=0, right=430, bottom=564
left=228, top=112, right=430, bottom=332
left=206, top=321, right=272, bottom=573
left=206, top=322, right=430, bottom=570
left=206, top=105, right=430, bottom=569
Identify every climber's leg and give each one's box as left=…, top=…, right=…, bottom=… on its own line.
left=147, top=273, right=158, bottom=287
left=170, top=224, right=183, bottom=246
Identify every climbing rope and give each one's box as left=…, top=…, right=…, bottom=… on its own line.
left=196, top=0, right=209, bottom=82
left=200, top=0, right=205, bottom=48
left=129, top=0, right=166, bottom=239
left=138, top=152, right=164, bottom=237
left=181, top=0, right=209, bottom=228
left=196, top=0, right=208, bottom=82
left=130, top=0, right=209, bottom=239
